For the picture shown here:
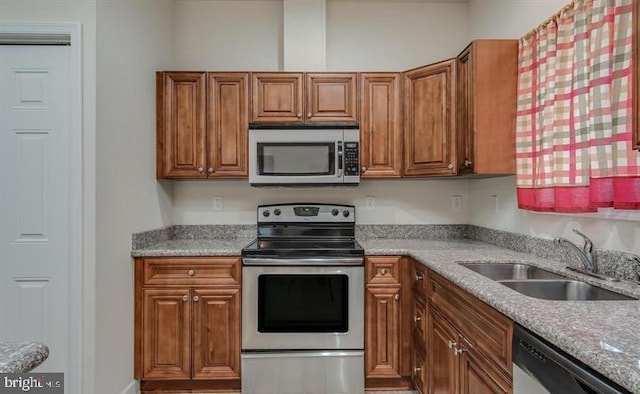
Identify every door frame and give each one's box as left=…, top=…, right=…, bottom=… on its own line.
left=0, top=22, right=84, bottom=393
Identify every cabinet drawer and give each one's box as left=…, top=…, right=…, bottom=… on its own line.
left=365, top=256, right=402, bottom=285
left=142, top=257, right=240, bottom=286
left=428, top=270, right=512, bottom=375
left=411, top=259, right=428, bottom=297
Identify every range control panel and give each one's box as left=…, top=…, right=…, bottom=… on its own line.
left=257, top=204, right=356, bottom=223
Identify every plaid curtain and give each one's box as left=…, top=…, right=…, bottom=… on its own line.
left=516, top=0, right=640, bottom=212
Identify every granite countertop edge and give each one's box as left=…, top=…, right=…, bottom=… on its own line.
left=0, top=342, right=49, bottom=373
left=131, top=237, right=640, bottom=393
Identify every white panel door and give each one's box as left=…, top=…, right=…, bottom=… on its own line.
left=0, top=45, right=72, bottom=376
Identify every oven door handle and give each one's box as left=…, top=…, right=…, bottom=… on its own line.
left=242, top=257, right=364, bottom=266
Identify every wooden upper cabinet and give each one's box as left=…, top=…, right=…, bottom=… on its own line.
left=157, top=72, right=248, bottom=179
left=157, top=72, right=207, bottom=178
left=251, top=72, right=304, bottom=122
left=207, top=73, right=248, bottom=177
left=306, top=73, right=358, bottom=122
left=456, top=40, right=518, bottom=174
left=403, top=59, right=457, bottom=176
left=251, top=72, right=357, bottom=123
left=360, top=73, right=403, bottom=178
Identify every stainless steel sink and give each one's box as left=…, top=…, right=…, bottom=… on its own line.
left=500, top=280, right=636, bottom=301
left=458, top=262, right=567, bottom=281
left=457, top=261, right=636, bottom=301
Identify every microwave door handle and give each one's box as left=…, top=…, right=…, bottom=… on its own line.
left=337, top=141, right=343, bottom=178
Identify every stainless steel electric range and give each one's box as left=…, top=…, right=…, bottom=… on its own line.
left=241, top=203, right=365, bottom=394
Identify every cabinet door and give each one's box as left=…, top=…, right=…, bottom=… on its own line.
left=306, top=73, right=357, bottom=122
left=157, top=72, right=207, bottom=178
left=365, top=285, right=401, bottom=378
left=456, top=45, right=474, bottom=174
left=192, top=287, right=241, bottom=380
left=459, top=343, right=511, bottom=394
left=207, top=73, right=248, bottom=177
left=251, top=72, right=303, bottom=122
left=428, top=307, right=458, bottom=394
left=464, top=40, right=518, bottom=174
left=360, top=73, right=403, bottom=177
left=403, top=60, right=456, bottom=176
left=412, top=346, right=428, bottom=394
left=141, top=288, right=191, bottom=379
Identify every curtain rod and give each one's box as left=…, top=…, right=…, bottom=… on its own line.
left=521, top=0, right=580, bottom=41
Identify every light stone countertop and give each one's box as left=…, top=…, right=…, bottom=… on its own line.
left=132, top=236, right=640, bottom=393
left=0, top=342, right=49, bottom=373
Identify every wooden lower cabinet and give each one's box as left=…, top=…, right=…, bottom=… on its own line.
left=424, top=270, right=513, bottom=394
left=135, top=257, right=241, bottom=393
left=365, top=256, right=412, bottom=390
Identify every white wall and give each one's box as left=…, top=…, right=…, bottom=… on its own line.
left=95, top=1, right=174, bottom=393
left=467, top=0, right=640, bottom=255
left=171, top=0, right=471, bottom=225
left=327, top=1, right=469, bottom=70
left=173, top=0, right=283, bottom=71
left=173, top=179, right=470, bottom=224
left=0, top=2, right=97, bottom=392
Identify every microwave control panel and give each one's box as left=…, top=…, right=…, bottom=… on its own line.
left=344, top=142, right=359, bottom=176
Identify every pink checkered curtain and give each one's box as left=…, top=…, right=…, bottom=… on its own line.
left=516, top=0, right=639, bottom=212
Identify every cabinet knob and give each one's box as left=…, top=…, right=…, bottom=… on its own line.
left=182, top=295, right=188, bottom=302
left=297, top=113, right=302, bottom=118
left=447, top=340, right=457, bottom=349
left=394, top=294, right=400, bottom=301
left=381, top=268, right=387, bottom=275
left=415, top=273, right=424, bottom=281
left=197, top=167, right=204, bottom=173
left=208, top=167, right=214, bottom=173
left=414, top=366, right=422, bottom=373
left=414, top=315, right=422, bottom=323
left=361, top=166, right=367, bottom=173
left=464, top=159, right=472, bottom=167
left=188, top=269, right=195, bottom=276
left=307, top=112, right=312, bottom=118
left=447, top=163, right=454, bottom=170
left=193, top=296, right=199, bottom=302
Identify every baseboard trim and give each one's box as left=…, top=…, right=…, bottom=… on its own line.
left=121, top=380, right=138, bottom=394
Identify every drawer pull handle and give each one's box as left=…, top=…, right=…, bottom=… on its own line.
left=416, top=273, right=424, bottom=281
left=193, top=296, right=199, bottom=302
left=188, top=269, right=195, bottom=276
left=182, top=295, right=188, bottom=302
left=454, top=347, right=467, bottom=356
left=414, top=315, right=422, bottom=322
left=414, top=366, right=422, bottom=373
left=381, top=269, right=387, bottom=275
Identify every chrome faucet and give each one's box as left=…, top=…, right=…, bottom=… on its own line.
left=554, top=229, right=597, bottom=273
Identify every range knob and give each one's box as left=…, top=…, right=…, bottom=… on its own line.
left=274, top=208, right=281, bottom=216
left=343, top=210, right=350, bottom=218
left=331, top=209, right=339, bottom=216
left=262, top=210, right=270, bottom=217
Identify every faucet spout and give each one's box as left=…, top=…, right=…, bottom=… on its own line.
left=554, top=230, right=597, bottom=273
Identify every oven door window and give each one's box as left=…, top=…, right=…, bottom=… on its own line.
left=258, top=274, right=348, bottom=333
left=257, top=143, right=335, bottom=176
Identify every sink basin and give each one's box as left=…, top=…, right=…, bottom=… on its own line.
left=500, top=280, right=636, bottom=301
left=458, top=262, right=567, bottom=281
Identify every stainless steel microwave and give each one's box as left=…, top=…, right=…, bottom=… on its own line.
left=248, top=123, right=360, bottom=186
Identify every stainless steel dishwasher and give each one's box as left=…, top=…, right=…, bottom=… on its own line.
left=513, top=324, right=630, bottom=394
